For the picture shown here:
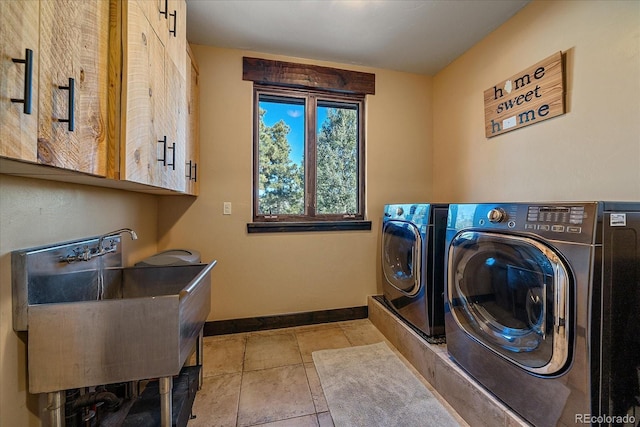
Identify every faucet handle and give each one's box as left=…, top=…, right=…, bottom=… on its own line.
left=60, top=229, right=137, bottom=263
left=63, top=246, right=92, bottom=263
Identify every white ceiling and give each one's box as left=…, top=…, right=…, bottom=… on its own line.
left=186, top=0, right=530, bottom=76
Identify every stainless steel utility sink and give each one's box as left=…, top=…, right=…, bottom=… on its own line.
left=12, top=234, right=216, bottom=395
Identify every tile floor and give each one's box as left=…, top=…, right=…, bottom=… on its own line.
left=188, top=319, right=466, bottom=427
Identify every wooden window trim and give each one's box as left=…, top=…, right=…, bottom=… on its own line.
left=247, top=58, right=373, bottom=229
left=247, top=220, right=372, bottom=234
left=243, top=57, right=375, bottom=95
left=252, top=85, right=366, bottom=223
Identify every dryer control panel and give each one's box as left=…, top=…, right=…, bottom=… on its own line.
left=527, top=205, right=584, bottom=224
left=524, top=205, right=585, bottom=234
left=522, top=203, right=597, bottom=244
left=447, top=203, right=598, bottom=244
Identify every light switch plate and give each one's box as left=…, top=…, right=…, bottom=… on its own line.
left=223, top=202, right=232, bottom=215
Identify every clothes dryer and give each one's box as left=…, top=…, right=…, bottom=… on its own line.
left=382, top=203, right=448, bottom=338
left=444, top=202, right=640, bottom=426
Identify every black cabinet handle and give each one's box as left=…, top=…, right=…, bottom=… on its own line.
left=58, top=77, right=75, bottom=131
left=159, top=0, right=168, bottom=18
left=185, top=161, right=197, bottom=181
left=167, top=142, right=176, bottom=170
left=11, top=48, right=33, bottom=115
left=169, top=10, right=177, bottom=37
left=158, top=137, right=176, bottom=171
left=158, top=136, right=167, bottom=165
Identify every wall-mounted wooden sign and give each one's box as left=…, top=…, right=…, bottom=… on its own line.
left=484, top=52, right=564, bottom=138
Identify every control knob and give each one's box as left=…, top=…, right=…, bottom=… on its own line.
left=487, top=208, right=507, bottom=223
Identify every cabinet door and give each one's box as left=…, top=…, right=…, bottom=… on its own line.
left=38, top=0, right=109, bottom=176
left=136, top=0, right=185, bottom=76
left=185, top=49, right=200, bottom=195
left=0, top=0, right=39, bottom=162
left=123, top=0, right=164, bottom=187
left=136, top=0, right=167, bottom=45
left=166, top=0, right=187, bottom=79
left=163, top=58, right=186, bottom=192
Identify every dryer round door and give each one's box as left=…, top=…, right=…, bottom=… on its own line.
left=447, top=231, right=571, bottom=376
left=382, top=220, right=422, bottom=296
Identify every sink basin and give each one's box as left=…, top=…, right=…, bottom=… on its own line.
left=12, top=236, right=216, bottom=394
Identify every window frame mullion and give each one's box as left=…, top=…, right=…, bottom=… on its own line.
left=306, top=94, right=317, bottom=218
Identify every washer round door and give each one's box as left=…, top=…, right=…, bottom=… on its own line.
left=382, top=220, right=422, bottom=296
left=447, top=231, right=571, bottom=376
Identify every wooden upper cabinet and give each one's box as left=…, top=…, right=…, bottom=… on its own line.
left=121, top=0, right=186, bottom=192
left=1, top=0, right=196, bottom=195
left=1, top=0, right=108, bottom=175
left=164, top=58, right=186, bottom=192
left=38, top=0, right=109, bottom=176
left=0, top=0, right=39, bottom=162
left=122, top=0, right=164, bottom=187
left=185, top=45, right=200, bottom=196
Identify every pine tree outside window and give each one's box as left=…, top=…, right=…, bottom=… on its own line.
left=253, top=87, right=365, bottom=222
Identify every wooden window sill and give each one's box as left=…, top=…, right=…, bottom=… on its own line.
left=247, top=220, right=372, bottom=233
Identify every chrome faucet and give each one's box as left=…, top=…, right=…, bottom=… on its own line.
left=63, top=228, right=138, bottom=263
left=95, top=228, right=138, bottom=258
left=98, top=228, right=138, bottom=251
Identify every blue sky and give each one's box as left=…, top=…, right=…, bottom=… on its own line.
left=260, top=101, right=328, bottom=165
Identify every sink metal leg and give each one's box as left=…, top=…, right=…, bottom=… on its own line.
left=159, top=376, right=173, bottom=427
left=196, top=328, right=204, bottom=389
left=46, top=391, right=64, bottom=427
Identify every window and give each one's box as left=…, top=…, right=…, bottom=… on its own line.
left=254, top=87, right=364, bottom=222
left=243, top=57, right=375, bottom=231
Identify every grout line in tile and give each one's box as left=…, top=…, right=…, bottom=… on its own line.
left=303, top=363, right=322, bottom=415
left=244, top=413, right=321, bottom=427
left=235, top=335, right=248, bottom=427
left=294, top=328, right=306, bottom=368
left=295, top=328, right=321, bottom=416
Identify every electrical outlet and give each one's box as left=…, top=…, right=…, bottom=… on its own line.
left=223, top=202, right=232, bottom=215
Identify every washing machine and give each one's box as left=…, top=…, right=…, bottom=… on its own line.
left=444, top=202, right=640, bottom=426
left=382, top=203, right=448, bottom=338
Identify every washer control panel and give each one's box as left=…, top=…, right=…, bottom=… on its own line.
left=527, top=206, right=585, bottom=224
left=524, top=205, right=586, bottom=234
left=448, top=203, right=598, bottom=244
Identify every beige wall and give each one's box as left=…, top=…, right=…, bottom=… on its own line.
left=157, top=46, right=435, bottom=320
left=3, top=1, right=639, bottom=425
left=0, top=175, right=158, bottom=426
left=433, top=0, right=640, bottom=202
